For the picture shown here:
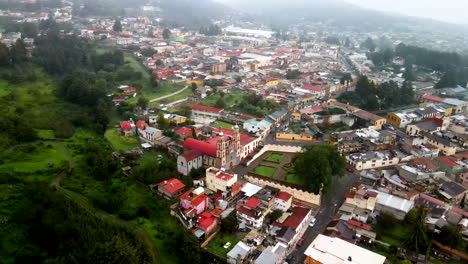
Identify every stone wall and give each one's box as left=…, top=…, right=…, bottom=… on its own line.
left=244, top=174, right=321, bottom=206
left=246, top=144, right=302, bottom=166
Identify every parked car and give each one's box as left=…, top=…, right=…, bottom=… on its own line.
left=309, top=217, right=317, bottom=227
left=223, top=242, right=231, bottom=249
left=296, top=237, right=305, bottom=247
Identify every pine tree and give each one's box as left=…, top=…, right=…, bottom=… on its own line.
left=113, top=19, right=122, bottom=32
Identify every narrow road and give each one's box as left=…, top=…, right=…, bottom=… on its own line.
left=291, top=172, right=359, bottom=263
left=149, top=85, right=188, bottom=103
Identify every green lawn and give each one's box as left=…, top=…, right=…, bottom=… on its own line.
left=104, top=128, right=140, bottom=151
left=201, top=90, right=244, bottom=108
left=373, top=222, right=412, bottom=248
left=212, top=120, right=236, bottom=129
left=35, top=129, right=55, bottom=140
left=124, top=52, right=151, bottom=81
left=0, top=143, right=68, bottom=175
left=128, top=81, right=186, bottom=104
left=264, top=152, right=284, bottom=163
left=205, top=232, right=245, bottom=260
left=249, top=165, right=276, bottom=178
left=284, top=174, right=304, bottom=186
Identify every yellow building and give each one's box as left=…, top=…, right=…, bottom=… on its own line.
left=276, top=133, right=316, bottom=142
left=386, top=113, right=402, bottom=128
left=291, top=113, right=301, bottom=121
left=206, top=167, right=238, bottom=192
left=261, top=80, right=282, bottom=89
left=164, top=114, right=187, bottom=124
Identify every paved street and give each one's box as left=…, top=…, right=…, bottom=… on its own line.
left=290, top=172, right=359, bottom=264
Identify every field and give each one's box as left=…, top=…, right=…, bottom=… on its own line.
left=104, top=128, right=140, bottom=151
left=249, top=165, right=276, bottom=178
left=284, top=174, right=304, bottom=186
left=264, top=152, right=284, bottom=163
left=212, top=120, right=236, bottom=129
left=201, top=90, right=244, bottom=108
left=124, top=52, right=151, bottom=81
left=205, top=231, right=246, bottom=260
left=373, top=222, right=412, bottom=248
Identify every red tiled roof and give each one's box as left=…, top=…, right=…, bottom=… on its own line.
left=245, top=197, right=261, bottom=208
left=181, top=149, right=203, bottom=161
left=192, top=194, right=208, bottom=207
left=199, top=216, right=216, bottom=229
left=422, top=94, right=444, bottom=103
left=240, top=134, right=257, bottom=146
left=216, top=173, right=234, bottom=181
left=411, top=157, right=440, bottom=170
left=188, top=104, right=224, bottom=113
left=282, top=206, right=311, bottom=230
left=180, top=189, right=193, bottom=201
left=157, top=178, right=185, bottom=194
left=120, top=121, right=133, bottom=130
left=237, top=205, right=256, bottom=218
left=302, top=85, right=324, bottom=92
left=347, top=219, right=372, bottom=231
left=435, top=157, right=459, bottom=167
left=176, top=127, right=200, bottom=136
left=136, top=120, right=149, bottom=130
left=226, top=51, right=243, bottom=56
left=277, top=191, right=292, bottom=201
left=356, top=189, right=367, bottom=196
left=312, top=80, right=324, bottom=85
left=201, top=212, right=212, bottom=218
left=212, top=128, right=258, bottom=146
left=183, top=138, right=217, bottom=157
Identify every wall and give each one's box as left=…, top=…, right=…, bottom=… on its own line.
left=246, top=144, right=302, bottom=166
left=244, top=175, right=321, bottom=206
left=276, top=133, right=316, bottom=142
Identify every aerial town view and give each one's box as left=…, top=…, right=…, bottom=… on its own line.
left=2, top=0, right=468, bottom=263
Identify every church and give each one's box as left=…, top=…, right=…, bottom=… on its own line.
left=177, top=126, right=260, bottom=175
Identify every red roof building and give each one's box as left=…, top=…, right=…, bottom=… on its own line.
left=302, top=85, right=325, bottom=92
left=245, top=197, right=261, bottom=209
left=157, top=178, right=186, bottom=198
left=280, top=206, right=311, bottom=231
left=176, top=127, right=201, bottom=137
left=120, top=121, right=133, bottom=131
left=136, top=120, right=149, bottom=130
left=180, top=149, right=203, bottom=162
left=197, top=212, right=218, bottom=234
left=422, top=94, right=445, bottom=103
left=347, top=219, right=372, bottom=231
left=277, top=191, right=292, bottom=201
left=182, top=138, right=217, bottom=157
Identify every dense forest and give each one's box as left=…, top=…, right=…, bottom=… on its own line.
left=0, top=19, right=216, bottom=264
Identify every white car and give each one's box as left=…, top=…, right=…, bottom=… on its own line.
left=223, top=242, right=231, bottom=249
left=309, top=218, right=317, bottom=227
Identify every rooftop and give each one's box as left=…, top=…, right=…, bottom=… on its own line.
left=188, top=103, right=224, bottom=113
left=157, top=178, right=185, bottom=194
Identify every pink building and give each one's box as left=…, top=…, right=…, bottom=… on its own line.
left=180, top=189, right=209, bottom=217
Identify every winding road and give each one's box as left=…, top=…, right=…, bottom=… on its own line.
left=149, top=85, right=188, bottom=103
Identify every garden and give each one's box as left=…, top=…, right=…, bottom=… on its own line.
left=104, top=128, right=141, bottom=152
left=249, top=165, right=276, bottom=178
left=264, top=152, right=284, bottom=163
left=205, top=231, right=246, bottom=260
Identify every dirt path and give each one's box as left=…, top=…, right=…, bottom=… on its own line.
left=149, top=85, right=188, bottom=103
left=48, top=141, right=75, bottom=188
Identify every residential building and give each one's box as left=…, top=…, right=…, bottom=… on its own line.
left=136, top=120, right=163, bottom=145
left=227, top=242, right=253, bottom=264
left=346, top=151, right=399, bottom=170
left=304, top=234, right=386, bottom=264
left=422, top=132, right=457, bottom=156
left=272, top=191, right=293, bottom=212
left=157, top=178, right=186, bottom=198
left=164, top=113, right=187, bottom=124
left=406, top=118, right=445, bottom=136
left=206, top=167, right=238, bottom=192
left=375, top=191, right=415, bottom=220
left=353, top=110, right=386, bottom=130
left=386, top=106, right=445, bottom=128
left=120, top=121, right=135, bottom=136
left=180, top=188, right=209, bottom=217
left=338, top=188, right=378, bottom=223
left=175, top=127, right=201, bottom=140
left=255, top=242, right=287, bottom=264
left=197, top=212, right=218, bottom=234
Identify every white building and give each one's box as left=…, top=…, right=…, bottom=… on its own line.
left=272, top=191, right=293, bottom=212
left=177, top=150, right=203, bottom=175
left=304, top=234, right=386, bottom=264
left=206, top=167, right=238, bottom=192
left=227, top=241, right=253, bottom=264
left=346, top=151, right=399, bottom=170
left=375, top=191, right=415, bottom=220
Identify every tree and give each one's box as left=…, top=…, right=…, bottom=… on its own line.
left=291, top=144, right=347, bottom=194
left=140, top=48, right=155, bottom=57
left=435, top=224, right=463, bottom=249
left=0, top=42, right=10, bottom=66
left=285, top=69, right=302, bottom=80
left=435, top=69, right=458, bottom=89
left=113, top=19, right=122, bottom=32
left=137, top=97, right=148, bottom=109
left=162, top=28, right=171, bottom=40
left=269, top=209, right=283, bottom=222
left=340, top=73, right=352, bottom=88
left=215, top=97, right=226, bottom=108
left=400, top=80, right=414, bottom=105
left=10, top=39, right=27, bottom=64
left=361, top=37, right=376, bottom=52
left=403, top=64, right=416, bottom=82
left=191, top=82, right=197, bottom=93
left=221, top=212, right=238, bottom=233
left=156, top=112, right=169, bottom=130
left=191, top=127, right=198, bottom=139
left=344, top=37, right=351, bottom=47
left=177, top=105, right=192, bottom=118
left=404, top=207, right=429, bottom=255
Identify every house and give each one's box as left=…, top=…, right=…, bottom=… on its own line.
left=301, top=85, right=326, bottom=97
left=272, top=191, right=293, bottom=212
left=175, top=127, right=201, bottom=140
left=120, top=121, right=135, bottom=136
left=164, top=113, right=187, bottom=124
left=304, top=234, right=386, bottom=264
left=406, top=118, right=444, bottom=136
left=386, top=106, right=445, bottom=128
left=434, top=156, right=463, bottom=176
left=273, top=206, right=312, bottom=246
left=180, top=188, right=209, bottom=217
left=324, top=219, right=356, bottom=243
left=273, top=226, right=296, bottom=246
left=177, top=149, right=203, bottom=175
left=353, top=110, right=386, bottom=130
left=197, top=212, right=218, bottom=234
left=375, top=191, right=415, bottom=220
left=188, top=104, right=224, bottom=119
left=422, top=132, right=457, bottom=156
left=346, top=151, right=399, bottom=170
left=227, top=241, right=254, bottom=264
left=136, top=120, right=163, bottom=145
left=157, top=178, right=186, bottom=198
left=243, top=118, right=273, bottom=134
left=438, top=177, right=468, bottom=205
left=206, top=167, right=238, bottom=192
left=237, top=188, right=277, bottom=229
left=338, top=189, right=378, bottom=223
left=254, top=242, right=287, bottom=264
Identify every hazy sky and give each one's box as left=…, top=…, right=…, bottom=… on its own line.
left=216, top=0, right=468, bottom=25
